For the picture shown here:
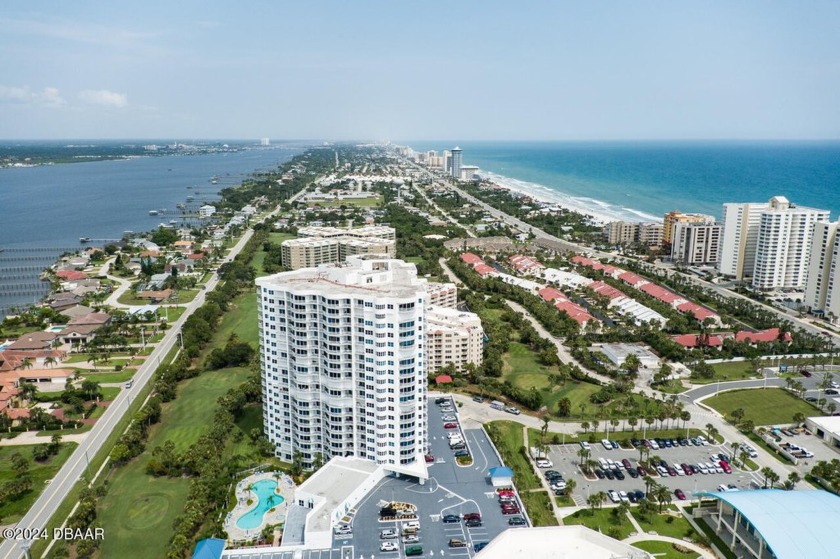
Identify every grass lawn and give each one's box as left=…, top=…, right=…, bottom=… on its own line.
left=703, top=388, right=821, bottom=425
left=0, top=443, right=77, bottom=523
left=201, top=291, right=259, bottom=355
left=484, top=421, right=541, bottom=491
left=503, top=342, right=600, bottom=416
left=696, top=360, right=760, bottom=384
left=519, top=490, right=559, bottom=526
left=632, top=509, right=699, bottom=539
left=563, top=507, right=634, bottom=539
left=632, top=540, right=697, bottom=558
left=268, top=232, right=295, bottom=244
left=83, top=369, right=136, bottom=383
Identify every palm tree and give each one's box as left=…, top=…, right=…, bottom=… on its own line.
left=654, top=484, right=672, bottom=513
left=586, top=493, right=601, bottom=513
left=760, top=467, right=776, bottom=489
left=20, top=357, right=33, bottom=371
left=705, top=423, right=718, bottom=443
left=44, top=356, right=57, bottom=369
left=581, top=421, right=590, bottom=434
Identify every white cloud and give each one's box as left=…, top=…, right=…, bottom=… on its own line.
left=79, top=89, right=128, bottom=108
left=0, top=85, right=66, bottom=107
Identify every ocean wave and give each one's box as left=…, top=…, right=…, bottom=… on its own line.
left=476, top=169, right=661, bottom=223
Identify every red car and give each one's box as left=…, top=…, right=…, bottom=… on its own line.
left=444, top=422, right=458, bottom=429
left=720, top=460, right=732, bottom=474
left=498, top=489, right=515, bottom=497
left=501, top=507, right=521, bottom=515
left=675, top=489, right=686, bottom=500
left=425, top=454, right=435, bottom=463
left=463, top=513, right=481, bottom=521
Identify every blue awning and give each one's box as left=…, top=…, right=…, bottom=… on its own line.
left=192, top=538, right=226, bottom=559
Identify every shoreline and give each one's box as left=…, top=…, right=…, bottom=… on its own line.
left=474, top=168, right=661, bottom=225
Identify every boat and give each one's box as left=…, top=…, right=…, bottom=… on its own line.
left=169, top=220, right=178, bottom=225
left=210, top=176, right=219, bottom=184
left=186, top=196, right=194, bottom=202
left=149, top=210, right=159, bottom=216
left=123, top=230, right=134, bottom=236
left=79, top=237, right=91, bottom=243
left=176, top=203, right=186, bottom=210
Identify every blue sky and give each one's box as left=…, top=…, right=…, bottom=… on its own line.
left=1, top=1, right=839, bottom=140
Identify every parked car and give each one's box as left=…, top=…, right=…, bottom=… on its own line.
left=442, top=514, right=460, bottom=523
left=442, top=415, right=457, bottom=421
left=403, top=535, right=420, bottom=544
left=465, top=518, right=482, bottom=528
left=618, top=490, right=630, bottom=503
left=595, top=469, right=606, bottom=479
left=463, top=512, right=481, bottom=521
left=826, top=389, right=839, bottom=395
left=636, top=465, right=647, bottom=476
left=508, top=516, right=526, bottom=526
left=405, top=546, right=423, bottom=557
left=425, top=454, right=435, bottom=463
left=601, top=439, right=613, bottom=450
left=474, top=542, right=489, bottom=552
left=608, top=490, right=621, bottom=503
left=580, top=441, right=591, bottom=451
left=444, top=422, right=458, bottom=429
left=505, top=406, right=521, bottom=415
left=472, top=396, right=485, bottom=403
left=454, top=450, right=470, bottom=457
left=449, top=538, right=467, bottom=548
left=800, top=369, right=813, bottom=377
left=675, top=489, right=687, bottom=500
left=536, top=458, right=553, bottom=468
left=720, top=461, right=732, bottom=474
left=380, top=541, right=399, bottom=552
left=334, top=525, right=352, bottom=535
left=614, top=470, right=626, bottom=480
left=435, top=397, right=448, bottom=404
left=605, top=469, right=615, bottom=480
left=450, top=442, right=466, bottom=450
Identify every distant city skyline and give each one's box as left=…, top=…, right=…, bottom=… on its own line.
left=1, top=1, right=839, bottom=140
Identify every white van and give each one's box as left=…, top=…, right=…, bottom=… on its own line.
left=490, top=400, right=505, bottom=411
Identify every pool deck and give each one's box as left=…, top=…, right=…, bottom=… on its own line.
left=225, top=471, right=295, bottom=542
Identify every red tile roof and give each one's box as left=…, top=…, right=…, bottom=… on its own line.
left=672, top=334, right=724, bottom=348
left=555, top=301, right=595, bottom=325
left=587, top=281, right=625, bottom=300
left=435, top=374, right=453, bottom=384
left=639, top=283, right=683, bottom=304
left=618, top=272, right=646, bottom=286
left=538, top=287, right=568, bottom=303
left=56, top=270, right=87, bottom=281
left=735, top=328, right=792, bottom=344
left=461, top=253, right=484, bottom=265
left=676, top=301, right=718, bottom=321
left=474, top=264, right=497, bottom=277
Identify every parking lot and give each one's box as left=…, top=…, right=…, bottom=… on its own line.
left=544, top=437, right=765, bottom=504
left=331, top=396, right=527, bottom=558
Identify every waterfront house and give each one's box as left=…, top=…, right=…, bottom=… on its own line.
left=6, top=331, right=59, bottom=352
left=199, top=204, right=216, bottom=217
left=67, top=312, right=111, bottom=328
left=59, top=305, right=95, bottom=319
left=60, top=324, right=99, bottom=345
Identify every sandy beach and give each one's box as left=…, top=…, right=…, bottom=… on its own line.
left=476, top=168, right=661, bottom=226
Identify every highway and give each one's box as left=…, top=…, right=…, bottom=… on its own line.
left=0, top=228, right=258, bottom=559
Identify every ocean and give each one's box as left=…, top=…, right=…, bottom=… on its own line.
left=0, top=145, right=302, bottom=315
left=407, top=141, right=840, bottom=222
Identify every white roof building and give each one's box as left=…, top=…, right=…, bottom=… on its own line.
left=476, top=526, right=651, bottom=559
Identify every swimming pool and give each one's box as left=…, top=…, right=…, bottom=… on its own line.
left=236, top=479, right=284, bottom=530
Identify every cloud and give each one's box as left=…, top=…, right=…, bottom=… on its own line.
left=0, top=85, right=66, bottom=107
left=79, top=89, right=128, bottom=108
left=0, top=17, right=161, bottom=51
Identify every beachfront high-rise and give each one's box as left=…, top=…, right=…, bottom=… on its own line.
left=751, top=196, right=829, bottom=290
left=662, top=211, right=714, bottom=247
left=670, top=222, right=723, bottom=266
left=450, top=146, right=463, bottom=180
left=720, top=201, right=771, bottom=279
left=804, top=222, right=840, bottom=318
left=256, top=256, right=428, bottom=474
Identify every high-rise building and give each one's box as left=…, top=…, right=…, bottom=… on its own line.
left=804, top=222, right=839, bottom=316
left=670, top=222, right=723, bottom=266
left=751, top=196, right=830, bottom=291
left=256, top=257, right=429, bottom=475
left=663, top=211, right=715, bottom=247
left=720, top=201, right=771, bottom=279
left=426, top=307, right=484, bottom=374
left=602, top=221, right=663, bottom=246
left=450, top=146, right=463, bottom=180
left=281, top=226, right=396, bottom=270
left=260, top=137, right=270, bottom=146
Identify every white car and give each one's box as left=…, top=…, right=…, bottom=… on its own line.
left=601, top=439, right=612, bottom=450
left=608, top=490, right=621, bottom=503
left=442, top=415, right=457, bottom=421
left=618, top=490, right=630, bottom=503
left=536, top=458, right=553, bottom=468
left=334, top=525, right=352, bottom=535
left=580, top=441, right=591, bottom=451
left=403, top=535, right=420, bottom=544
left=380, top=541, right=399, bottom=552
left=380, top=529, right=397, bottom=539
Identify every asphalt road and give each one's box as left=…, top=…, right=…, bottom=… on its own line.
left=0, top=227, right=258, bottom=559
